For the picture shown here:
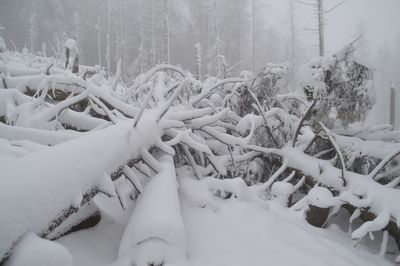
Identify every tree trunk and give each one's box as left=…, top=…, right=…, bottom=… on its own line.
left=252, top=0, right=256, bottom=72
left=290, top=0, right=296, bottom=68
left=317, top=0, right=324, bottom=56
left=390, top=85, right=396, bottom=129
left=164, top=0, right=170, bottom=65
left=306, top=205, right=330, bottom=228
left=195, top=43, right=202, bottom=81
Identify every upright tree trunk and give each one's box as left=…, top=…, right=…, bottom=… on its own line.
left=237, top=0, right=241, bottom=70
left=195, top=43, right=202, bottom=81
left=213, top=0, right=220, bottom=57
left=29, top=7, right=37, bottom=53
left=73, top=12, right=80, bottom=52
left=164, top=0, right=170, bottom=65
left=97, top=13, right=102, bottom=67
left=252, top=0, right=256, bottom=72
left=151, top=0, right=156, bottom=67
left=317, top=0, right=325, bottom=56
left=115, top=7, right=120, bottom=72
left=139, top=23, right=144, bottom=74
left=390, top=85, right=397, bottom=129
left=213, top=0, right=225, bottom=77
left=120, top=0, right=126, bottom=75
left=42, top=43, right=46, bottom=57
left=106, top=0, right=111, bottom=71
left=290, top=0, right=296, bottom=68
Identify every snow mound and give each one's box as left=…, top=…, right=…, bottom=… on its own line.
left=307, top=186, right=337, bottom=208
left=179, top=176, right=219, bottom=211
left=118, top=155, right=186, bottom=260
left=5, top=233, right=73, bottom=266
left=271, top=181, right=294, bottom=196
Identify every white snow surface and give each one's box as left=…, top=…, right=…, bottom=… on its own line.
left=58, top=177, right=393, bottom=266
left=0, top=115, right=161, bottom=260
left=182, top=200, right=391, bottom=266
left=307, top=186, right=338, bottom=208
left=118, top=154, right=186, bottom=261
left=64, top=39, right=77, bottom=51
left=5, top=233, right=73, bottom=266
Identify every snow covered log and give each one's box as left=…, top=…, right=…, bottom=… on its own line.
left=46, top=202, right=101, bottom=241
left=305, top=186, right=337, bottom=228
left=343, top=204, right=400, bottom=248
left=4, top=233, right=73, bottom=266
left=0, top=116, right=163, bottom=262
left=118, top=154, right=187, bottom=265
left=0, top=123, right=80, bottom=146
left=251, top=144, right=400, bottom=244
left=1, top=43, right=400, bottom=264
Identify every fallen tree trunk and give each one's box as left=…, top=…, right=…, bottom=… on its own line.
left=250, top=145, right=400, bottom=246
left=0, top=117, right=161, bottom=263
left=343, top=204, right=400, bottom=250
left=47, top=201, right=101, bottom=241
left=118, top=154, right=187, bottom=265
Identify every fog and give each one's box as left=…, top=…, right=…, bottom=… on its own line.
left=1, top=2, right=400, bottom=264
left=0, top=0, right=399, bottom=123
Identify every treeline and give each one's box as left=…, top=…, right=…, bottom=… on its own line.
left=0, top=0, right=312, bottom=79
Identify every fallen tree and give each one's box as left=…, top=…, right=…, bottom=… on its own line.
left=1, top=42, right=400, bottom=265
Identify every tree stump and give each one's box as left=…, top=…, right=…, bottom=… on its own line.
left=305, top=186, right=336, bottom=228
left=65, top=39, right=79, bottom=74
left=306, top=205, right=330, bottom=228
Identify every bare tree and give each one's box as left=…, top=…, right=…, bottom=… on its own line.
left=297, top=0, right=345, bottom=56
left=252, top=0, right=256, bottom=72
left=390, top=85, right=397, bottom=129
left=163, top=0, right=170, bottom=64
left=106, top=0, right=111, bottom=71
left=289, top=0, right=296, bottom=67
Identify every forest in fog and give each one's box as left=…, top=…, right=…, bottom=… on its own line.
left=1, top=0, right=400, bottom=124
left=1, top=1, right=400, bottom=266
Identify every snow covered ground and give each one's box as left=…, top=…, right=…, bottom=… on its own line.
left=57, top=187, right=393, bottom=266
left=1, top=42, right=399, bottom=266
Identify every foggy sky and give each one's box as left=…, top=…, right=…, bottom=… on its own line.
left=1, top=0, right=399, bottom=59
left=268, top=0, right=400, bottom=56
left=0, top=0, right=399, bottom=125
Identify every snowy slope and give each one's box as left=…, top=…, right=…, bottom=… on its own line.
left=57, top=185, right=394, bottom=266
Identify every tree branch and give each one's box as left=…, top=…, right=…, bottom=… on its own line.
left=292, top=100, right=317, bottom=147
left=319, top=123, right=346, bottom=186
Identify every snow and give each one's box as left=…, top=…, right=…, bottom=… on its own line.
left=271, top=181, right=294, bottom=196
left=118, top=154, right=186, bottom=264
left=187, top=108, right=229, bottom=129
left=190, top=78, right=244, bottom=106
left=181, top=199, right=391, bottom=266
left=307, top=186, right=338, bottom=208
left=237, top=114, right=263, bottom=136
left=270, top=181, right=300, bottom=206
left=0, top=117, right=162, bottom=260
left=56, top=197, right=129, bottom=266
left=349, top=208, right=361, bottom=224
left=210, top=93, right=222, bottom=107
left=47, top=202, right=100, bottom=240
left=64, top=39, right=77, bottom=51
left=0, top=36, right=5, bottom=51
left=123, top=165, right=143, bottom=193
left=57, top=184, right=393, bottom=266
left=5, top=233, right=73, bottom=266
left=179, top=176, right=219, bottom=211
left=335, top=133, right=400, bottom=160
left=1, top=42, right=399, bottom=265
left=0, top=122, right=79, bottom=145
